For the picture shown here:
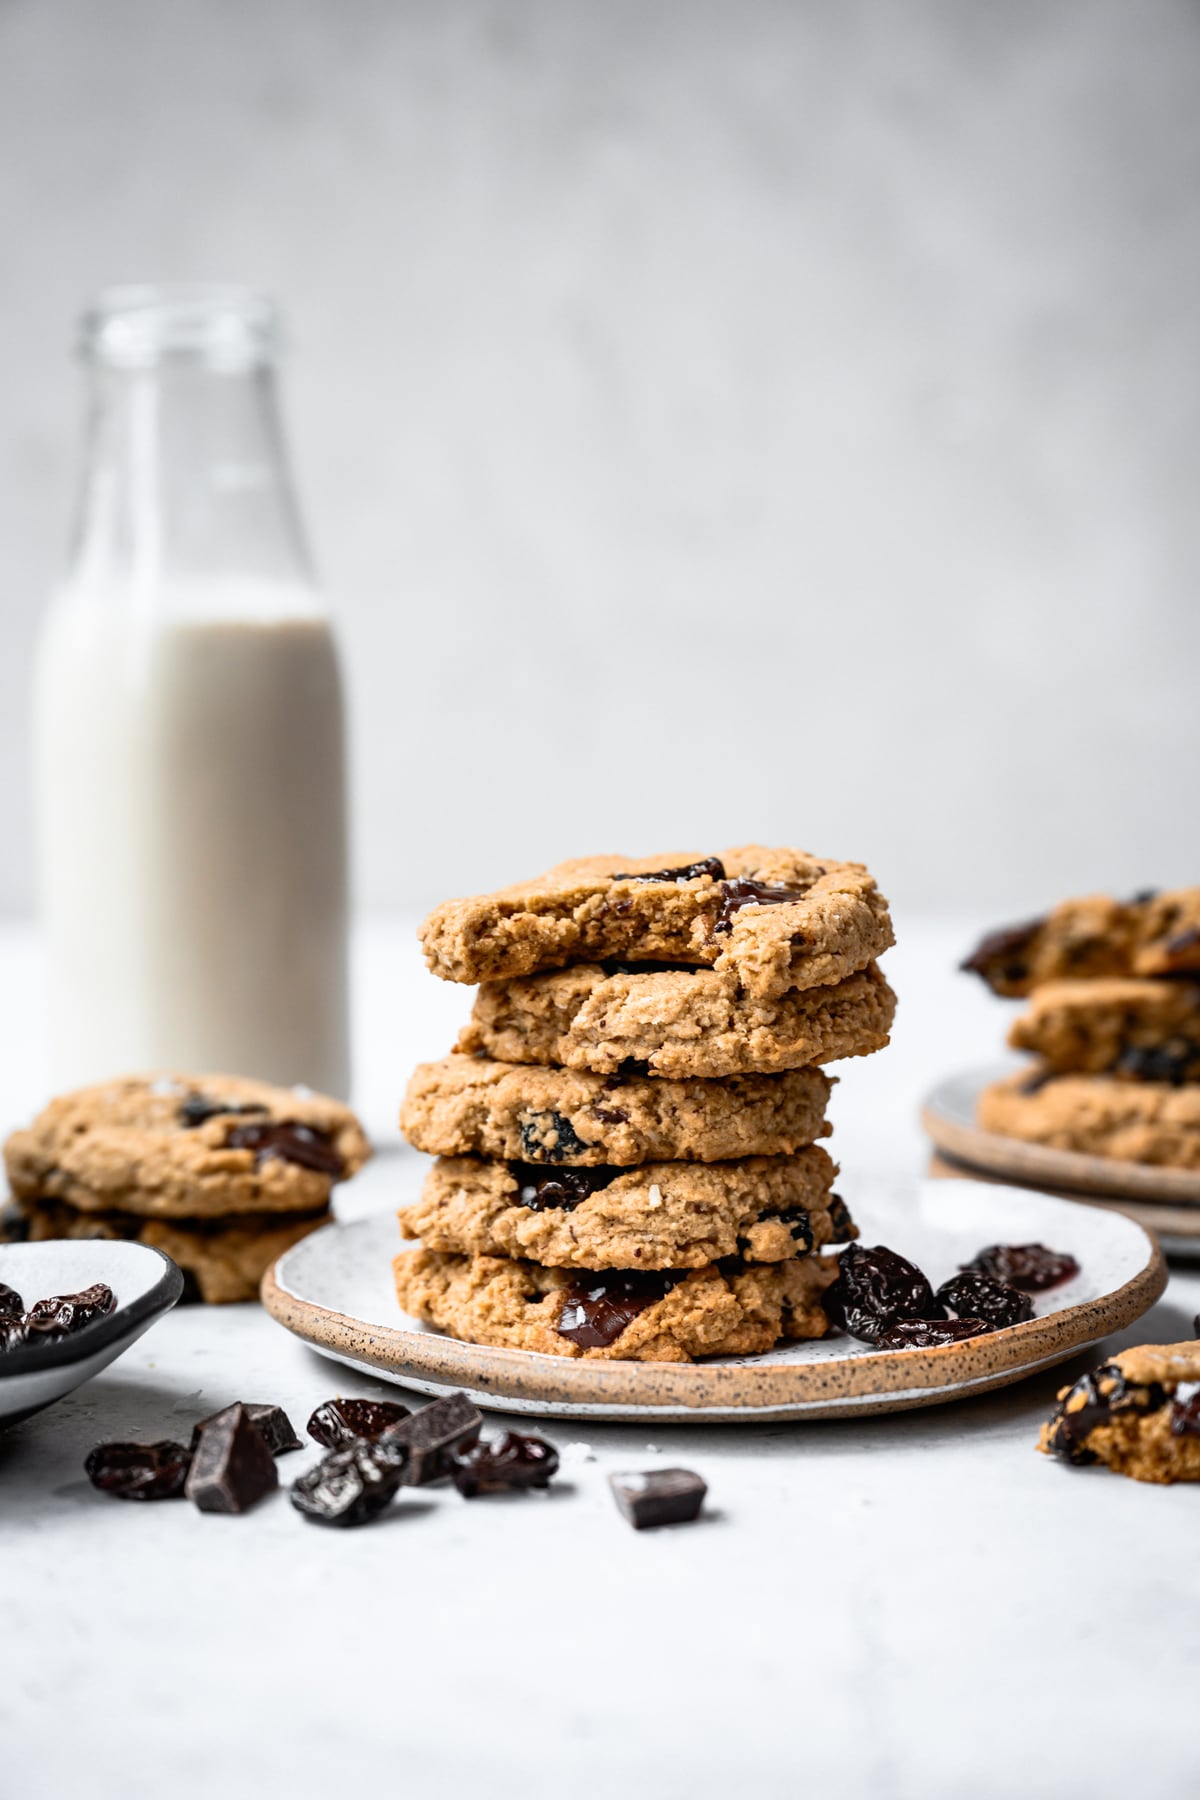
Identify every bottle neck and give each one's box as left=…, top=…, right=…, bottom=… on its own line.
left=68, top=360, right=316, bottom=602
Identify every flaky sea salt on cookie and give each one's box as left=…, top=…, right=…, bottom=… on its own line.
left=419, top=846, right=893, bottom=999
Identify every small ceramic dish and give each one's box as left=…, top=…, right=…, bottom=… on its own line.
left=261, top=1174, right=1166, bottom=1422
left=0, top=1239, right=184, bottom=1429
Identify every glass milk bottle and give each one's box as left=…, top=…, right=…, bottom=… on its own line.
left=35, top=285, right=350, bottom=1096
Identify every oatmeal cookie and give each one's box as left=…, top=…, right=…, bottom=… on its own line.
left=1039, top=1342, right=1200, bottom=1483
left=4, top=1074, right=370, bottom=1220
left=978, top=1068, right=1200, bottom=1169
left=962, top=888, right=1200, bottom=997
left=458, top=962, right=895, bottom=1080
left=11, top=1195, right=329, bottom=1305
left=419, top=846, right=893, bottom=998
left=400, top=1054, right=833, bottom=1165
left=1007, top=978, right=1200, bottom=1081
left=399, top=1148, right=850, bottom=1269
left=393, top=1246, right=837, bottom=1362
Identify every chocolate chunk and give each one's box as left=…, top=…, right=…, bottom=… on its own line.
left=877, top=1318, right=992, bottom=1349
left=225, top=1120, right=344, bottom=1178
left=1129, top=889, right=1160, bottom=905
left=959, top=917, right=1044, bottom=983
left=85, top=1440, right=191, bottom=1501
left=1116, top=1043, right=1198, bottom=1086
left=192, top=1402, right=301, bottom=1457
left=510, top=1163, right=620, bottom=1212
left=290, top=1437, right=409, bottom=1527
left=609, top=1468, right=706, bottom=1529
left=1170, top=1388, right=1200, bottom=1438
left=1043, top=1364, right=1168, bottom=1466
left=963, top=1243, right=1079, bottom=1292
left=0, top=1280, right=24, bottom=1318
left=24, top=1283, right=115, bottom=1339
left=712, top=878, right=807, bottom=937
left=590, top=1104, right=629, bottom=1126
left=185, top=1404, right=279, bottom=1514
left=935, top=1271, right=1034, bottom=1330
left=557, top=1270, right=684, bottom=1349
left=452, top=1430, right=559, bottom=1496
left=610, top=857, right=726, bottom=885
left=822, top=1244, right=942, bottom=1345
left=379, top=1391, right=483, bottom=1486
left=306, top=1397, right=412, bottom=1449
left=517, top=1111, right=587, bottom=1163
left=180, top=1093, right=270, bottom=1129
left=825, top=1194, right=857, bottom=1243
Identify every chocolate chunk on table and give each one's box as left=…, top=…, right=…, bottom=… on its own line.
left=306, top=1396, right=412, bottom=1449
left=290, top=1438, right=410, bottom=1528
left=191, top=1402, right=302, bottom=1457
left=609, top=1468, right=707, bottom=1530
left=186, top=1404, right=279, bottom=1514
left=380, top=1391, right=482, bottom=1485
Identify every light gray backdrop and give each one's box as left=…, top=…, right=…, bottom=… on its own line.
left=2, top=0, right=1197, bottom=916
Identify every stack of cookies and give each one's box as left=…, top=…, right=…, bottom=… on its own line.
left=4, top=1075, right=370, bottom=1302
left=965, top=887, right=1200, bottom=1170
left=395, top=847, right=896, bottom=1363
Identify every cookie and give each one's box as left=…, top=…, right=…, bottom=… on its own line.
left=1007, top=978, right=1200, bottom=1081
left=1038, top=1342, right=1200, bottom=1483
left=419, top=846, right=893, bottom=999
left=457, top=962, right=895, bottom=1080
left=978, top=1068, right=1200, bottom=1169
left=4, top=1074, right=370, bottom=1220
left=962, top=888, right=1200, bottom=997
left=400, top=1054, right=833, bottom=1165
left=11, top=1196, right=328, bottom=1305
left=399, top=1148, right=850, bottom=1269
left=393, top=1246, right=837, bottom=1361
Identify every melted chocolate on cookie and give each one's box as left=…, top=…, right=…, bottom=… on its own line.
left=556, top=1270, right=684, bottom=1348
left=225, top=1121, right=344, bottom=1178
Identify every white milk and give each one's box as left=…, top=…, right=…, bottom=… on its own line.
left=35, top=575, right=350, bottom=1096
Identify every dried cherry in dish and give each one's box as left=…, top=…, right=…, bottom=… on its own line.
left=822, top=1244, right=942, bottom=1344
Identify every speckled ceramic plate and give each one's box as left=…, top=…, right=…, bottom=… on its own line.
left=922, top=1066, right=1200, bottom=1246
left=261, top=1175, right=1166, bottom=1422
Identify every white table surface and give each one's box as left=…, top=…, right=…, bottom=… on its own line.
left=2, top=914, right=1198, bottom=1800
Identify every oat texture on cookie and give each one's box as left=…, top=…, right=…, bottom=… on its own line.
left=2, top=1074, right=370, bottom=1303
left=397, top=845, right=894, bottom=1362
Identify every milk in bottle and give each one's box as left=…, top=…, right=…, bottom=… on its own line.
left=35, top=287, right=350, bottom=1096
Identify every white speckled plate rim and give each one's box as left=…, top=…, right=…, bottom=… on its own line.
left=263, top=1175, right=1166, bottom=1422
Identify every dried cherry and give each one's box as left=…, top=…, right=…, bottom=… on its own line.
left=963, top=1244, right=1079, bottom=1292
left=290, top=1437, right=409, bottom=1528
left=24, top=1283, right=115, bottom=1338
left=877, top=1318, right=991, bottom=1349
left=85, top=1440, right=192, bottom=1500
left=307, top=1397, right=412, bottom=1449
left=452, top=1430, right=559, bottom=1496
left=0, top=1280, right=24, bottom=1318
left=822, top=1244, right=942, bottom=1344
left=935, top=1271, right=1033, bottom=1330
